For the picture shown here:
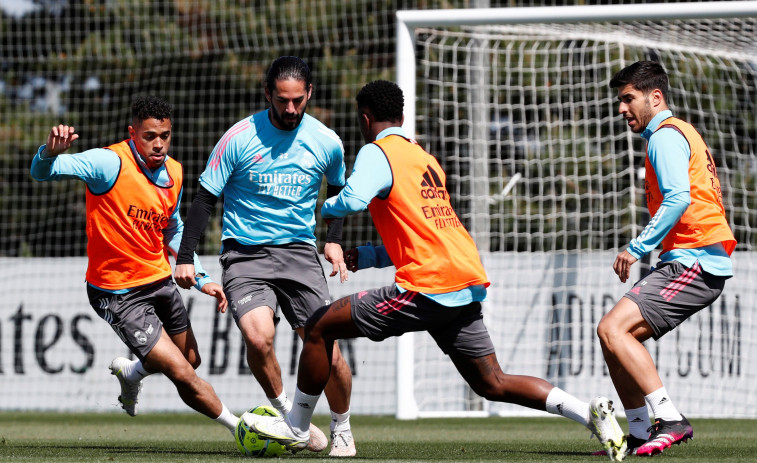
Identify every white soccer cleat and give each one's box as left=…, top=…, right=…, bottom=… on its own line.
left=109, top=357, right=143, bottom=417
left=588, top=397, right=627, bottom=462
left=307, top=422, right=328, bottom=452
left=329, top=429, right=357, bottom=457
left=247, top=413, right=309, bottom=452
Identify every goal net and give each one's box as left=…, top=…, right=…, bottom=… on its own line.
left=395, top=2, right=757, bottom=418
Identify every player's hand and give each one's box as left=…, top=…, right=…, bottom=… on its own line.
left=324, top=242, right=348, bottom=283
left=201, top=282, right=228, bottom=313
left=174, top=263, right=197, bottom=290
left=344, top=248, right=359, bottom=273
left=613, top=250, right=638, bottom=283
left=44, top=125, right=79, bottom=157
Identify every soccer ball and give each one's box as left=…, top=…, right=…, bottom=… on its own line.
left=235, top=405, right=287, bottom=457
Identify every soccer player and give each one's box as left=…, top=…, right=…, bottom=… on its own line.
left=174, top=56, right=355, bottom=457
left=247, top=80, right=627, bottom=461
left=598, top=60, right=736, bottom=457
left=29, top=95, right=239, bottom=434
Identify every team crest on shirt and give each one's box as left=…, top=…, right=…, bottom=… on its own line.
left=301, top=152, right=316, bottom=168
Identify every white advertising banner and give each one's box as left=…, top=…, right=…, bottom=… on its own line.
left=1, top=252, right=755, bottom=417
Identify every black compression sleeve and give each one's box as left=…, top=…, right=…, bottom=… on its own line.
left=176, top=185, right=218, bottom=265
left=325, top=184, right=344, bottom=244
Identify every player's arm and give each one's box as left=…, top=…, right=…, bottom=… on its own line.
left=174, top=133, right=232, bottom=290
left=323, top=183, right=348, bottom=282
left=345, top=243, right=393, bottom=272
left=167, top=186, right=227, bottom=311
left=173, top=186, right=219, bottom=284
left=30, top=125, right=119, bottom=193
left=321, top=135, right=349, bottom=281
left=321, top=143, right=392, bottom=219
left=614, top=129, right=691, bottom=282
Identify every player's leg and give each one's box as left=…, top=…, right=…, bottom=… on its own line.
left=436, top=303, right=625, bottom=461
left=152, top=279, right=239, bottom=432
left=596, top=295, right=657, bottom=451
left=221, top=247, right=288, bottom=402
left=87, top=283, right=155, bottom=417
left=277, top=243, right=355, bottom=456
left=600, top=261, right=725, bottom=456
left=142, top=327, right=235, bottom=431
left=166, top=326, right=201, bottom=368
left=237, top=306, right=283, bottom=398
left=250, top=295, right=362, bottom=452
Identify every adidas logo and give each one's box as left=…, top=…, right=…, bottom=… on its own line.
left=420, top=165, right=448, bottom=200
left=556, top=403, right=563, bottom=415
left=658, top=397, right=669, bottom=405
left=297, top=402, right=312, bottom=409
left=631, top=417, right=646, bottom=422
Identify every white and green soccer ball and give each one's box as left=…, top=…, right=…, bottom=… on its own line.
left=235, top=405, right=287, bottom=458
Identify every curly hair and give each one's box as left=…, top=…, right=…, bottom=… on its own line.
left=266, top=56, right=312, bottom=92
left=131, top=95, right=173, bottom=123
left=356, top=80, right=403, bottom=122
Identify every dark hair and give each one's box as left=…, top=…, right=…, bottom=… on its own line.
left=265, top=56, right=312, bottom=92
left=131, top=95, right=173, bottom=122
left=356, top=80, right=404, bottom=122
left=609, top=60, right=669, bottom=102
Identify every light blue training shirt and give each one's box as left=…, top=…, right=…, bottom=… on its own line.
left=627, top=110, right=732, bottom=276
left=199, top=110, right=345, bottom=248
left=321, top=126, right=487, bottom=307
left=30, top=139, right=213, bottom=292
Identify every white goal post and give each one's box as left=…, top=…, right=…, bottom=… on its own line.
left=394, top=2, right=757, bottom=419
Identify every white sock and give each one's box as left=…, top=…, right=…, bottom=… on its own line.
left=288, top=387, right=320, bottom=436
left=214, top=403, right=239, bottom=433
left=123, top=359, right=151, bottom=382
left=269, top=391, right=292, bottom=416
left=330, top=408, right=351, bottom=433
left=625, top=405, right=651, bottom=440
left=545, top=387, right=590, bottom=427
left=645, top=387, right=682, bottom=422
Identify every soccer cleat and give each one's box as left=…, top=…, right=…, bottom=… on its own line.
left=588, top=397, right=627, bottom=461
left=307, top=422, right=328, bottom=452
left=593, top=435, right=646, bottom=458
left=248, top=414, right=309, bottom=452
left=329, top=429, right=357, bottom=457
left=109, top=357, right=142, bottom=417
left=635, top=416, right=693, bottom=456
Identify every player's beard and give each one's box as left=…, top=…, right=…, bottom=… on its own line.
left=270, top=102, right=307, bottom=131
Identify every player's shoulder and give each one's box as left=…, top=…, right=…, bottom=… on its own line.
left=301, top=113, right=343, bottom=151
left=215, top=115, right=257, bottom=152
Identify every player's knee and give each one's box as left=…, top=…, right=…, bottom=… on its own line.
left=163, top=359, right=198, bottom=385
left=596, top=318, right=620, bottom=351
left=245, top=334, right=275, bottom=356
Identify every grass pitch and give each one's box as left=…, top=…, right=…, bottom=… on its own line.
left=0, top=412, right=755, bottom=462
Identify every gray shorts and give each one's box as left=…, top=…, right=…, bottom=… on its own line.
left=350, top=285, right=495, bottom=358
left=220, top=241, right=331, bottom=329
left=625, top=260, right=727, bottom=340
left=87, top=277, right=189, bottom=360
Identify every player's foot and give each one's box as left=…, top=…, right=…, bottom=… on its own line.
left=307, top=422, right=328, bottom=452
left=109, top=357, right=142, bottom=417
left=593, top=435, right=646, bottom=457
left=248, top=414, right=309, bottom=452
left=329, top=429, right=357, bottom=457
left=635, top=416, right=693, bottom=456
left=588, top=397, right=627, bottom=461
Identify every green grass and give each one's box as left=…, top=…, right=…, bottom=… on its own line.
left=0, top=412, right=756, bottom=462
